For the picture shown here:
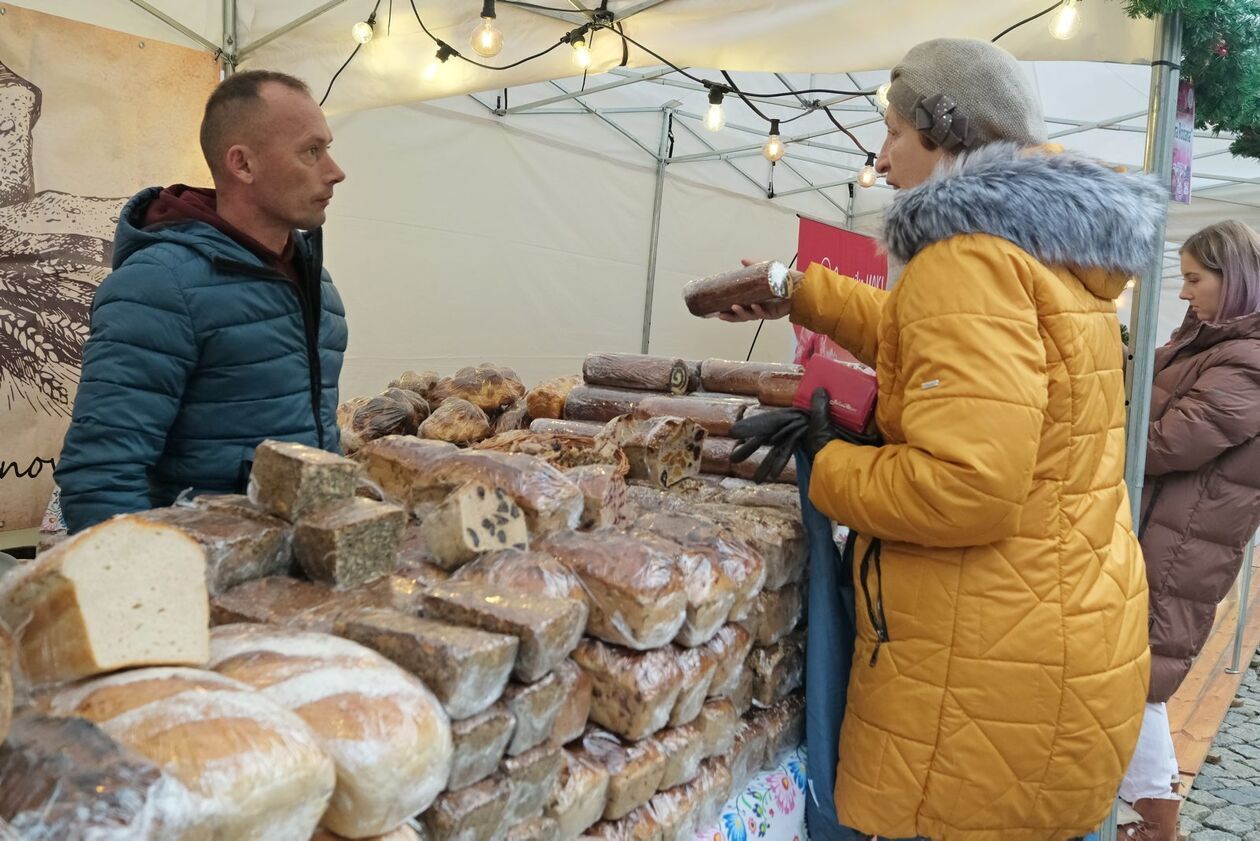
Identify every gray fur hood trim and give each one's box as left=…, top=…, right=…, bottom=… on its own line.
left=882, top=142, right=1167, bottom=277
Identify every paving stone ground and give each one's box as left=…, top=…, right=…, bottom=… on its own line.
left=1182, top=650, right=1260, bottom=841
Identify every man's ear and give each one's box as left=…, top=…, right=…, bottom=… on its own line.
left=224, top=144, right=255, bottom=185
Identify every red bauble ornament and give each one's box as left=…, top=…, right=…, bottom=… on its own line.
left=1215, top=39, right=1229, bottom=57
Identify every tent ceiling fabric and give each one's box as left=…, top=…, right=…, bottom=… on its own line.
left=234, top=0, right=1157, bottom=114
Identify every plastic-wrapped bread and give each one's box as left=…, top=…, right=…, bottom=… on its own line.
left=668, top=645, right=719, bottom=727
left=688, top=758, right=734, bottom=831
left=748, top=638, right=804, bottom=708
left=730, top=446, right=799, bottom=485
left=208, top=625, right=453, bottom=837
left=634, top=394, right=754, bottom=438
left=682, top=261, right=803, bottom=318
left=418, top=481, right=529, bottom=569
left=0, top=626, right=11, bottom=743
left=646, top=786, right=700, bottom=841
left=501, top=744, right=563, bottom=823
left=719, top=478, right=802, bottom=514
left=48, top=667, right=335, bottom=841
left=748, top=584, right=803, bottom=647
left=550, top=658, right=594, bottom=748
left=586, top=808, right=664, bottom=841
left=474, top=430, right=629, bottom=476
left=336, top=608, right=518, bottom=719
left=449, top=704, right=516, bottom=789
left=563, top=386, right=649, bottom=424
left=210, top=576, right=395, bottom=632
left=748, top=694, right=805, bottom=767
left=352, top=394, right=421, bottom=441
left=507, top=816, right=560, bottom=841
left=421, top=776, right=508, bottom=841
left=728, top=719, right=770, bottom=793
left=565, top=464, right=630, bottom=530
left=651, top=722, right=704, bottom=789
left=700, top=437, right=735, bottom=477
left=421, top=398, right=493, bottom=445
left=359, top=438, right=584, bottom=535
left=756, top=370, right=806, bottom=408
left=572, top=640, right=684, bottom=742
left=135, top=505, right=292, bottom=596
left=697, top=699, right=737, bottom=759
left=596, top=416, right=704, bottom=489
left=631, top=513, right=737, bottom=647
left=451, top=549, right=588, bottom=603
left=704, top=624, right=753, bottom=700
left=249, top=440, right=362, bottom=522
left=390, top=369, right=440, bottom=398
left=526, top=375, right=584, bottom=421
left=577, top=728, right=667, bottom=821
left=530, top=418, right=606, bottom=437
left=384, top=387, right=432, bottom=424
left=294, top=498, right=406, bottom=590
left=546, top=749, right=610, bottom=838
left=698, top=359, right=803, bottom=397
left=429, top=365, right=526, bottom=414
left=690, top=503, right=805, bottom=591
left=0, top=515, right=210, bottom=687
left=582, top=353, right=693, bottom=395
left=0, top=713, right=202, bottom=840
left=502, top=671, right=565, bottom=756
left=535, top=530, right=685, bottom=651
left=193, top=491, right=279, bottom=521
left=419, top=581, right=587, bottom=683
left=494, top=398, right=533, bottom=435
left=312, top=826, right=423, bottom=841
left=728, top=663, right=755, bottom=716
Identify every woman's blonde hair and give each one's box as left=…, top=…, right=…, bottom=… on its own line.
left=1181, top=220, right=1260, bottom=321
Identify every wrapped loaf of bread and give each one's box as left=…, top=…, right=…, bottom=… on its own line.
left=449, top=704, right=516, bottom=789
left=690, top=503, right=805, bottom=591
left=697, top=699, right=738, bottom=758
left=0, top=515, right=210, bottom=687
left=421, top=398, right=493, bottom=445
left=48, top=667, right=336, bottom=841
left=360, top=437, right=584, bottom=535
left=429, top=365, right=526, bottom=414
left=525, top=375, right=583, bottom=421
left=635, top=394, right=753, bottom=438
left=572, top=640, right=685, bottom=742
left=0, top=713, right=201, bottom=840
left=506, top=816, right=560, bottom=841
left=730, top=446, right=800, bottom=485
left=336, top=608, right=518, bottom=719
left=698, top=359, right=803, bottom=396
left=704, top=624, right=753, bottom=700
left=451, top=549, right=587, bottom=603
left=249, top=440, right=361, bottom=522
left=646, top=785, right=700, bottom=841
left=546, top=749, right=610, bottom=838
left=209, top=625, right=453, bottom=837
left=682, top=261, right=803, bottom=318
left=502, top=671, right=565, bottom=756
left=577, top=728, right=667, bottom=821
left=562, top=386, right=648, bottom=424
left=747, top=694, right=806, bottom=766
left=420, top=580, right=587, bottom=683
left=501, top=744, right=563, bottom=823
left=748, top=638, right=804, bottom=708
left=582, top=353, right=693, bottom=395
left=596, top=415, right=704, bottom=489
left=719, top=478, right=802, bottom=514
left=294, top=498, right=406, bottom=590
left=651, top=722, right=704, bottom=789
left=748, top=584, right=803, bottom=646
left=384, top=387, right=432, bottom=424
left=535, top=530, right=685, bottom=651
left=417, top=481, right=529, bottom=569
left=474, top=430, right=628, bottom=476
left=728, top=719, right=771, bottom=792
left=700, top=437, right=735, bottom=477
left=210, top=575, right=400, bottom=632
left=669, top=644, right=719, bottom=727
left=756, top=370, right=806, bottom=408
left=529, top=417, right=605, bottom=437
left=312, top=826, right=423, bottom=841
left=687, top=758, right=734, bottom=831
left=493, top=397, right=532, bottom=435
left=390, top=369, right=440, bottom=398
left=421, top=776, right=508, bottom=841
left=0, top=625, right=11, bottom=743
left=135, top=505, right=292, bottom=595
left=728, top=663, right=755, bottom=716
left=550, top=658, right=594, bottom=748
left=586, top=808, right=663, bottom=841
left=564, top=464, right=630, bottom=530
left=352, top=394, right=421, bottom=441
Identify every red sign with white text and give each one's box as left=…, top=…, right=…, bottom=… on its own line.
left=792, top=217, right=888, bottom=367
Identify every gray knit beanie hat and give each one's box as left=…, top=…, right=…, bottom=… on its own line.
left=887, top=38, right=1047, bottom=151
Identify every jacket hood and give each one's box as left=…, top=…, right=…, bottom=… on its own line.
left=1167, top=306, right=1260, bottom=355
left=882, top=142, right=1168, bottom=300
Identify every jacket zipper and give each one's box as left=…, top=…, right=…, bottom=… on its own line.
left=211, top=254, right=325, bottom=447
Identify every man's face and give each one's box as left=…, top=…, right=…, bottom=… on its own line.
left=244, top=83, right=346, bottom=231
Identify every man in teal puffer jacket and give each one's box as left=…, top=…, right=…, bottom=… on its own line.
left=55, top=70, right=348, bottom=532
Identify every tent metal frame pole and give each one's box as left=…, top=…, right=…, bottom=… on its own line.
left=222, top=0, right=237, bottom=74
left=237, top=0, right=354, bottom=61
left=1225, top=535, right=1256, bottom=675
left=641, top=106, right=674, bottom=354
left=126, top=0, right=220, bottom=54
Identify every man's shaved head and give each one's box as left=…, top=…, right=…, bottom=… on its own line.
left=199, top=70, right=311, bottom=177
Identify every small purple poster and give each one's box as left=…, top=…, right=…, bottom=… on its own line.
left=1171, top=79, right=1195, bottom=205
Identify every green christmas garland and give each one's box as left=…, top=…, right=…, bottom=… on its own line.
left=1120, top=0, right=1260, bottom=160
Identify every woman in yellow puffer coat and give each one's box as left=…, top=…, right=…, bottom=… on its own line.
left=721, top=39, right=1157, bottom=841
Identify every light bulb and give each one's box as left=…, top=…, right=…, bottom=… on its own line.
left=762, top=120, right=785, bottom=162
left=704, top=87, right=727, bottom=132
left=572, top=38, right=592, bottom=69
left=1049, top=0, right=1082, bottom=40
left=423, top=45, right=454, bottom=82
left=875, top=82, right=891, bottom=110
left=857, top=153, right=878, bottom=188
left=351, top=21, right=374, bottom=45
left=471, top=17, right=503, bottom=57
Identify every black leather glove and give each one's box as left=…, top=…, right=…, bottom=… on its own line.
left=729, top=388, right=839, bottom=483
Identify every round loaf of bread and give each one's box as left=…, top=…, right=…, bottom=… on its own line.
left=421, top=398, right=492, bottom=445
left=430, top=365, right=525, bottom=414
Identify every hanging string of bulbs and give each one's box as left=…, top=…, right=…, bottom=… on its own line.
left=340, top=0, right=1089, bottom=187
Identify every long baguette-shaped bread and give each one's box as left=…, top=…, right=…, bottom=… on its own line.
left=699, top=359, right=803, bottom=396
left=635, top=394, right=754, bottom=437
left=583, top=352, right=694, bottom=394
left=0, top=515, right=210, bottom=687
left=563, top=386, right=648, bottom=424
